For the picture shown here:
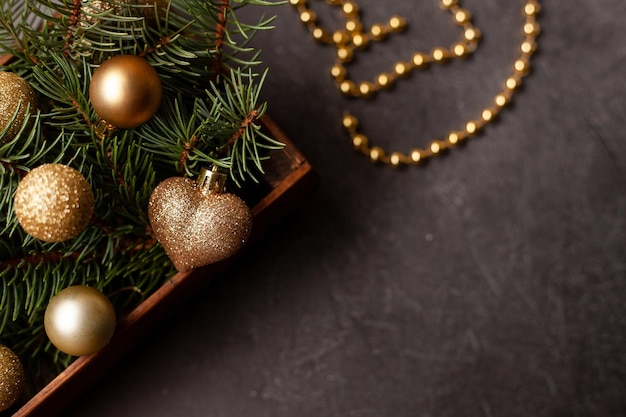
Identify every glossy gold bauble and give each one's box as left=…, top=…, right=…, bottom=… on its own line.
left=0, top=72, right=37, bottom=143
left=0, top=345, right=25, bottom=412
left=14, top=164, right=95, bottom=242
left=89, top=55, right=162, bottom=128
left=148, top=168, right=253, bottom=272
left=44, top=286, right=116, bottom=357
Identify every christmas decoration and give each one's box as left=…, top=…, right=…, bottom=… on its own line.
left=44, top=286, right=116, bottom=357
left=0, top=344, right=24, bottom=412
left=0, top=72, right=37, bottom=143
left=81, top=0, right=168, bottom=26
left=0, top=0, right=281, bottom=397
left=148, top=167, right=253, bottom=272
left=290, top=0, right=541, bottom=166
left=89, top=55, right=162, bottom=129
left=14, top=164, right=95, bottom=242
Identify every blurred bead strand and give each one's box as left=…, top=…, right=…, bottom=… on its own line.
left=289, top=0, right=482, bottom=97
left=289, top=0, right=541, bottom=167
left=344, top=0, right=541, bottom=166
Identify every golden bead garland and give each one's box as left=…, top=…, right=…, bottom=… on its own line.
left=289, top=0, right=541, bottom=167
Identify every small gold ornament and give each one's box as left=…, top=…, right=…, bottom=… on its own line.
left=148, top=167, right=253, bottom=272
left=89, top=55, right=162, bottom=129
left=44, top=286, right=116, bottom=357
left=0, top=72, right=37, bottom=143
left=81, top=0, right=168, bottom=26
left=0, top=345, right=25, bottom=412
left=14, top=164, right=95, bottom=242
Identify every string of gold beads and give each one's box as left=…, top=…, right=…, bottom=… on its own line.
left=289, top=0, right=541, bottom=167
left=289, top=0, right=482, bottom=97
left=344, top=1, right=541, bottom=166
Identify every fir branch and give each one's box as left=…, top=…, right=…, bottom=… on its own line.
left=0, top=0, right=283, bottom=395
left=209, top=0, right=230, bottom=75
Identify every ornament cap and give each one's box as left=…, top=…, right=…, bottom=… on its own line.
left=197, top=166, right=227, bottom=196
left=94, top=118, right=116, bottom=139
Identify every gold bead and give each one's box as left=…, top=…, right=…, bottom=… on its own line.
left=495, top=93, right=510, bottom=107
left=312, top=27, right=327, bottom=41
left=514, top=58, right=529, bottom=73
left=521, top=40, right=536, bottom=54
left=430, top=142, right=441, bottom=154
left=376, top=72, right=393, bottom=88
left=412, top=52, right=427, bottom=67
left=345, top=19, right=362, bottom=33
left=330, top=64, right=347, bottom=80
left=352, top=133, right=368, bottom=148
left=448, top=131, right=460, bottom=144
left=342, top=1, right=358, bottom=16
left=524, top=22, right=540, bottom=36
left=464, top=27, right=480, bottom=41
left=390, top=152, right=403, bottom=166
left=455, top=9, right=470, bottom=23
left=370, top=146, right=384, bottom=162
left=481, top=109, right=494, bottom=122
left=524, top=1, right=540, bottom=16
left=410, top=149, right=422, bottom=163
left=465, top=121, right=478, bottom=134
left=337, top=46, right=354, bottom=62
left=394, top=61, right=411, bottom=77
left=343, top=113, right=358, bottom=130
left=505, top=76, right=521, bottom=90
left=389, top=16, right=407, bottom=31
left=358, top=82, right=375, bottom=96
left=432, top=47, right=447, bottom=62
left=370, top=24, right=386, bottom=40
left=340, top=80, right=357, bottom=95
left=453, top=43, right=466, bottom=57
left=352, top=33, right=369, bottom=49
left=288, top=0, right=301, bottom=5
left=299, top=10, right=315, bottom=24
left=332, top=30, right=350, bottom=45
left=440, top=0, right=457, bottom=9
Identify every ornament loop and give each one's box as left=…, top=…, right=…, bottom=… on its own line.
left=197, top=166, right=227, bottom=196
left=94, top=118, right=117, bottom=139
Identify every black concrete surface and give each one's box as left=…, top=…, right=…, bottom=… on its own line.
left=66, top=1, right=626, bottom=416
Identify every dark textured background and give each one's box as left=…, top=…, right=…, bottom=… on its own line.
left=67, top=1, right=625, bottom=416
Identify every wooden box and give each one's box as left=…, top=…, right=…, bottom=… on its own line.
left=0, top=56, right=318, bottom=416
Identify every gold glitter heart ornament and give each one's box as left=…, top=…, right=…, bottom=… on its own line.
left=148, top=168, right=252, bottom=272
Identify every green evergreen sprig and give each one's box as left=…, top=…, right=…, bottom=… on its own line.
left=0, top=0, right=282, bottom=394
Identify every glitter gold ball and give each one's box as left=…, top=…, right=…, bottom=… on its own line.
left=148, top=176, right=253, bottom=272
left=14, top=164, right=95, bottom=242
left=0, top=344, right=25, bottom=412
left=44, top=286, right=116, bottom=357
left=89, top=55, right=162, bottom=129
left=0, top=72, right=37, bottom=143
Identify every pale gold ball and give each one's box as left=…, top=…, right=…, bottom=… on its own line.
left=0, top=345, right=25, bottom=412
left=0, top=72, right=37, bottom=143
left=44, top=286, right=116, bottom=357
left=89, top=55, right=162, bottom=128
left=14, top=164, right=95, bottom=242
